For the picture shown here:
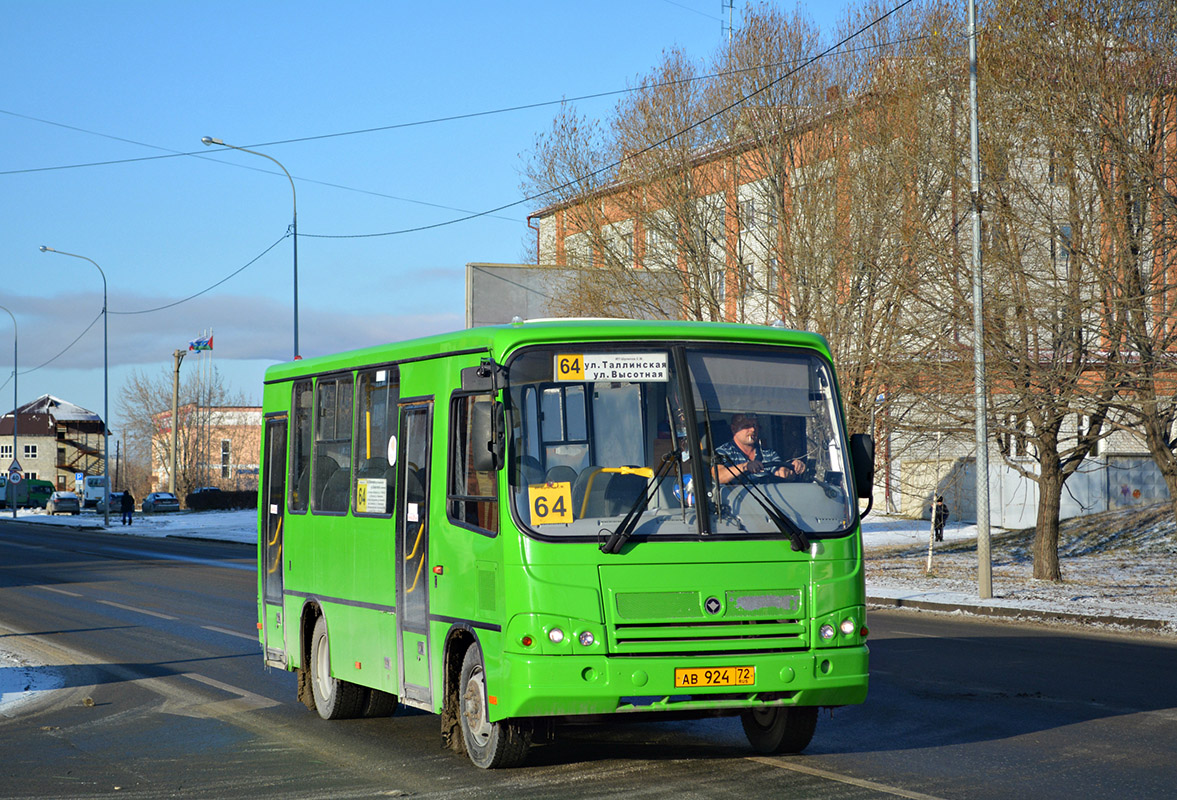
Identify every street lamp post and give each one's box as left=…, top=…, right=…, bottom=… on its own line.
left=40, top=246, right=111, bottom=527
left=0, top=304, right=16, bottom=520
left=201, top=136, right=299, bottom=360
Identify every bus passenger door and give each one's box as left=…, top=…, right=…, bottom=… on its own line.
left=260, top=415, right=288, bottom=667
left=396, top=402, right=433, bottom=707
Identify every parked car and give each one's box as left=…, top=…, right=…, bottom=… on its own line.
left=45, top=491, right=81, bottom=515
left=191, top=486, right=222, bottom=495
left=96, top=491, right=125, bottom=514
left=141, top=491, right=180, bottom=513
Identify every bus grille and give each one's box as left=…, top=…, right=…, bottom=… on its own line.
left=609, top=618, right=806, bottom=655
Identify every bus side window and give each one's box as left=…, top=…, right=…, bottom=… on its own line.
left=290, top=380, right=313, bottom=513
left=447, top=394, right=499, bottom=534
left=313, top=375, right=354, bottom=513
left=354, top=368, right=399, bottom=515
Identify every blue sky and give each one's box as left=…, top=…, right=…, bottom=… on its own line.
left=2, top=0, right=854, bottom=427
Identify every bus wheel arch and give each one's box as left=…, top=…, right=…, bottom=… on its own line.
left=296, top=602, right=322, bottom=710
left=308, top=612, right=365, bottom=720
left=441, top=626, right=478, bottom=752
left=457, top=640, right=531, bottom=768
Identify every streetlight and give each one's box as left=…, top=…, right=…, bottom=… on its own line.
left=201, top=136, right=299, bottom=360
left=40, top=246, right=110, bottom=527
left=0, top=304, right=16, bottom=520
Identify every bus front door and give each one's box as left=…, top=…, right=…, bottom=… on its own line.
left=396, top=402, right=433, bottom=707
left=260, top=415, right=288, bottom=667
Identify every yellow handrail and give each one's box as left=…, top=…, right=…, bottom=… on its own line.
left=578, top=466, right=654, bottom=518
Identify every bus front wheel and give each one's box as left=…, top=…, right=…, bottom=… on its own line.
left=309, top=615, right=365, bottom=720
left=741, top=705, right=818, bottom=754
left=458, top=643, right=531, bottom=768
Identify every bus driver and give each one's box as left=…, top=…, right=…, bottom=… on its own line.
left=715, top=412, right=807, bottom=484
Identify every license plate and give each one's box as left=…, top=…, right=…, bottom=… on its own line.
left=673, top=666, right=755, bottom=688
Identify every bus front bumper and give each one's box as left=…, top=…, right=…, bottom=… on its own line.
left=492, top=646, right=868, bottom=721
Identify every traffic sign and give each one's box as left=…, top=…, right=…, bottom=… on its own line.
left=7, top=459, right=21, bottom=474
left=8, top=471, right=21, bottom=484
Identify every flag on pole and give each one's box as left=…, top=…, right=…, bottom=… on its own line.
left=189, top=334, right=213, bottom=351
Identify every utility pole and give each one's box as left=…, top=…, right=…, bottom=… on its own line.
left=968, top=0, right=993, bottom=599
left=170, top=348, right=185, bottom=494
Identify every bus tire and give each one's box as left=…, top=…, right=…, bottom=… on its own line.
left=362, top=688, right=399, bottom=718
left=458, top=643, right=531, bottom=769
left=309, top=615, right=365, bottom=720
left=741, top=705, right=818, bottom=754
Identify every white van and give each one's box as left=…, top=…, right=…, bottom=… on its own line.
left=83, top=475, right=108, bottom=508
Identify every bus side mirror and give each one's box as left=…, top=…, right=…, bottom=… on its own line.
left=471, top=398, right=505, bottom=472
left=850, top=433, right=875, bottom=500
left=461, top=361, right=501, bottom=392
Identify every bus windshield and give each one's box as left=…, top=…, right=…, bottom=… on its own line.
left=506, top=343, right=857, bottom=541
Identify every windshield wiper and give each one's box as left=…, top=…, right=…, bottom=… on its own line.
left=599, top=449, right=680, bottom=555
left=713, top=450, right=811, bottom=553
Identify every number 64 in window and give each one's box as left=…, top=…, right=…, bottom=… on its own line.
left=528, top=482, right=573, bottom=524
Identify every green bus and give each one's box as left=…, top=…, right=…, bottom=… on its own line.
left=257, top=319, right=875, bottom=768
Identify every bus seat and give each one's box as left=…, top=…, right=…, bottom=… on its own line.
left=313, top=455, right=339, bottom=484
left=358, top=456, right=389, bottom=478
left=544, top=465, right=577, bottom=485
left=602, top=471, right=647, bottom=516
left=570, top=467, right=601, bottom=518
left=320, top=468, right=351, bottom=512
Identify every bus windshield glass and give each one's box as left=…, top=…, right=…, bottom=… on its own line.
left=506, top=344, right=857, bottom=541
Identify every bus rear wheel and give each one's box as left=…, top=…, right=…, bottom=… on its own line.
left=741, top=705, right=818, bottom=754
left=309, top=615, right=365, bottom=720
left=458, top=643, right=531, bottom=769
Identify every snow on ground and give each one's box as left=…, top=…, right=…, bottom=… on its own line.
left=3, top=502, right=1174, bottom=713
left=863, top=506, right=1177, bottom=630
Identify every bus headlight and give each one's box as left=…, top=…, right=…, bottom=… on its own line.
left=578, top=631, right=595, bottom=647
left=840, top=618, right=857, bottom=636
left=819, top=624, right=836, bottom=641
left=548, top=627, right=565, bottom=644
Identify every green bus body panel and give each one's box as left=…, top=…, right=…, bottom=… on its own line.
left=256, top=319, right=866, bottom=721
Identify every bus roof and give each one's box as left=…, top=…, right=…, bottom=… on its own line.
left=263, top=319, right=832, bottom=384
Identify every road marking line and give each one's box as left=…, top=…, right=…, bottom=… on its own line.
left=181, top=673, right=279, bottom=709
left=96, top=599, right=177, bottom=620
left=748, top=756, right=947, bottom=800
left=36, top=586, right=83, bottom=597
left=202, top=625, right=257, bottom=641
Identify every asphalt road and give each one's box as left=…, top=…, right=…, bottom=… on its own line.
left=2, top=521, right=1175, bottom=799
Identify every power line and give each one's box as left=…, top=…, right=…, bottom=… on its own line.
left=0, top=28, right=934, bottom=176
left=109, top=233, right=289, bottom=315
left=303, top=0, right=920, bottom=240
left=4, top=309, right=104, bottom=380
left=0, top=109, right=518, bottom=222
left=0, top=234, right=289, bottom=378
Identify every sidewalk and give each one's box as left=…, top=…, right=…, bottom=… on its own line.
left=863, top=511, right=1177, bottom=635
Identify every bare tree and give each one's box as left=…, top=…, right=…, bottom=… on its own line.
left=118, top=364, right=250, bottom=499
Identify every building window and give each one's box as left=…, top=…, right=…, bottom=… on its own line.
left=221, top=439, right=230, bottom=479
left=1052, top=224, right=1072, bottom=265
left=0, top=444, right=11, bottom=460
left=740, top=198, right=756, bottom=231
left=23, top=444, right=37, bottom=459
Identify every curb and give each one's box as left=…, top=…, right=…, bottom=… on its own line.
left=867, top=594, right=1175, bottom=632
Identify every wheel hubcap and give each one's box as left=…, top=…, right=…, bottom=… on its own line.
left=314, top=631, right=331, bottom=697
left=462, top=666, right=492, bottom=745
